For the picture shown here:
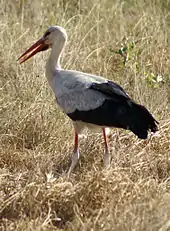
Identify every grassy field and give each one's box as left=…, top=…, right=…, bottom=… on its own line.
left=0, top=0, right=170, bottom=230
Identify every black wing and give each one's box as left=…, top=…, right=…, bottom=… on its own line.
left=68, top=80, right=158, bottom=139
left=89, top=81, right=130, bottom=101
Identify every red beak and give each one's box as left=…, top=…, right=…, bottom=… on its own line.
left=17, top=38, right=49, bottom=64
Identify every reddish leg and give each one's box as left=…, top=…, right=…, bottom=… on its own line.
left=102, top=128, right=110, bottom=167
left=73, top=132, right=79, bottom=153
left=67, top=131, right=80, bottom=177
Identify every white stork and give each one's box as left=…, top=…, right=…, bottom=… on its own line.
left=18, top=26, right=158, bottom=176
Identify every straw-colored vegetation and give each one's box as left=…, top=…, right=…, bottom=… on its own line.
left=0, top=0, right=170, bottom=230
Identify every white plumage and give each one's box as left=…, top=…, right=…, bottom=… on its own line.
left=18, top=26, right=158, bottom=176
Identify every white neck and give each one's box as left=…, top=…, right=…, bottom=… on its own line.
left=45, top=37, right=66, bottom=84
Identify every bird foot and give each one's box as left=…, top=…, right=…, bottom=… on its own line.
left=66, top=150, right=80, bottom=178
left=104, top=151, right=111, bottom=168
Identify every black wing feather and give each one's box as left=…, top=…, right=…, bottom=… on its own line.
left=68, top=80, right=158, bottom=139
left=90, top=81, right=130, bottom=101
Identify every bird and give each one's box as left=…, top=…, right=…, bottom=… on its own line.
left=18, top=26, right=158, bottom=176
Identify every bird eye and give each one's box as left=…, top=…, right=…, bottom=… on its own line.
left=44, top=31, right=50, bottom=37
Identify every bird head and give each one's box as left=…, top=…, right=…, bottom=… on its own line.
left=17, top=26, right=67, bottom=64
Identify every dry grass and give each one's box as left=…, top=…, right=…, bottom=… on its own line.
left=0, top=0, right=170, bottom=230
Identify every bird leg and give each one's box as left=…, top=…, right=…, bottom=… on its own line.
left=102, top=128, right=110, bottom=167
left=67, top=132, right=80, bottom=177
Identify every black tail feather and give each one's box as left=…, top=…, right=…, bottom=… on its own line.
left=86, top=81, right=159, bottom=139
left=128, top=102, right=159, bottom=139
left=68, top=99, right=158, bottom=140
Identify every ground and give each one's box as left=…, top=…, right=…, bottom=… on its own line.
left=0, top=0, right=170, bottom=230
